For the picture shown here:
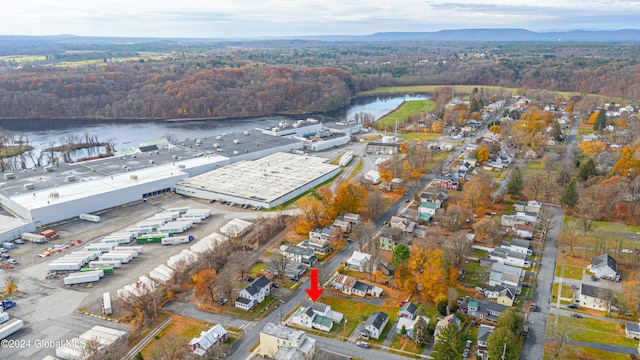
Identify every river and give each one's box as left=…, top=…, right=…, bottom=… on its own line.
left=0, top=94, right=427, bottom=154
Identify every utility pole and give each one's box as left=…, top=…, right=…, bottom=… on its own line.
left=501, top=342, right=507, bottom=360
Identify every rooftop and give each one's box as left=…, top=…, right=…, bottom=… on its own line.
left=177, top=152, right=339, bottom=203
left=261, top=322, right=306, bottom=343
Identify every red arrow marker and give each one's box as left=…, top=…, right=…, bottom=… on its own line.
left=306, top=269, right=323, bottom=302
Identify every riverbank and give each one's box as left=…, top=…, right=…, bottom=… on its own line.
left=375, top=99, right=436, bottom=129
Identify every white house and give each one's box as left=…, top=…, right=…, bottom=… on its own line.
left=189, top=324, right=228, bottom=356
left=489, top=247, right=530, bottom=268
left=289, top=300, right=344, bottom=332
left=281, top=245, right=318, bottom=266
left=501, top=239, right=533, bottom=256
left=477, top=325, right=495, bottom=348
left=235, top=276, right=271, bottom=310
left=419, top=202, right=438, bottom=217
left=364, top=311, right=389, bottom=340
left=513, top=224, right=534, bottom=239
left=626, top=322, right=640, bottom=340
left=346, top=251, right=371, bottom=272
left=579, top=283, right=614, bottom=312
left=589, top=254, right=619, bottom=281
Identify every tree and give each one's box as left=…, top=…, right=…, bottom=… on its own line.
left=330, top=183, right=367, bottom=217
left=593, top=108, right=607, bottom=131
left=461, top=172, right=492, bottom=213
left=393, top=243, right=411, bottom=267
left=489, top=124, right=501, bottom=134
left=432, top=323, right=464, bottom=360
left=527, top=171, right=547, bottom=201
left=446, top=287, right=459, bottom=315
left=194, top=269, right=218, bottom=303
left=414, top=316, right=430, bottom=346
left=472, top=218, right=500, bottom=245
left=623, top=271, right=640, bottom=318
left=486, top=327, right=518, bottom=360
left=578, top=158, right=597, bottom=181
left=441, top=204, right=466, bottom=232
left=576, top=196, right=595, bottom=235
left=497, top=308, right=525, bottom=335
left=418, top=249, right=457, bottom=303
left=150, top=334, right=190, bottom=360
left=578, top=140, right=606, bottom=156
left=477, top=147, right=489, bottom=164
left=548, top=318, right=575, bottom=360
left=446, top=231, right=471, bottom=269
left=561, top=178, right=578, bottom=208
left=268, top=251, right=291, bottom=285
left=366, top=189, right=386, bottom=219
left=507, top=167, right=523, bottom=195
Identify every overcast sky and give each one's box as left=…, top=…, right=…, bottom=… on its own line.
left=3, top=0, right=640, bottom=38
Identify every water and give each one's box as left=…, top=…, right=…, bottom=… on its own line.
left=0, top=94, right=427, bottom=155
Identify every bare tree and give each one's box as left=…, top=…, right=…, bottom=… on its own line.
left=548, top=318, right=575, bottom=360
left=528, top=172, right=547, bottom=201
left=118, top=281, right=163, bottom=325
left=440, top=204, right=466, bottom=232
left=446, top=287, right=459, bottom=315
left=91, top=338, right=129, bottom=360
left=366, top=189, right=387, bottom=219
left=150, top=334, right=191, bottom=360
left=446, top=231, right=471, bottom=270
left=537, top=208, right=557, bottom=242
left=105, top=137, right=117, bottom=155
left=576, top=196, right=595, bottom=235
left=268, top=251, right=291, bottom=285
left=213, top=268, right=236, bottom=302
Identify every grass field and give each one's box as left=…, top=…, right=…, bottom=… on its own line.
left=348, top=159, right=363, bottom=180
left=543, top=342, right=632, bottom=360
left=0, top=55, right=48, bottom=62
left=563, top=216, right=640, bottom=233
left=377, top=100, right=436, bottom=128
left=141, top=315, right=212, bottom=359
left=397, top=132, right=442, bottom=141
left=547, top=314, right=638, bottom=347
left=554, top=265, right=585, bottom=280
left=552, top=282, right=575, bottom=298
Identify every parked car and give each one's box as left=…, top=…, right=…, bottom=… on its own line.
left=356, top=341, right=369, bottom=348
left=463, top=349, right=469, bottom=358
left=466, top=340, right=472, bottom=349
left=209, top=199, right=216, bottom=203
left=271, top=283, right=280, bottom=288
left=219, top=298, right=228, bottom=305
left=7, top=259, right=17, bottom=265
left=568, top=304, right=578, bottom=309
left=242, top=203, right=250, bottom=209
left=358, top=331, right=370, bottom=340
left=591, top=275, right=599, bottom=281
left=571, top=313, right=583, bottom=319
left=228, top=202, right=237, bottom=207
left=14, top=239, right=24, bottom=244
left=243, top=275, right=253, bottom=282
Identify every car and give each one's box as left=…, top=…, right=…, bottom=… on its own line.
left=622, top=249, right=633, bottom=254
left=591, top=275, right=599, bottom=281
left=358, top=331, right=370, bottom=340
left=14, top=239, right=24, bottom=244
left=209, top=199, right=216, bottom=203
left=7, top=259, right=17, bottom=265
left=219, top=298, right=228, bottom=305
left=228, top=202, right=236, bottom=207
left=466, top=340, right=472, bottom=349
left=220, top=200, right=228, bottom=205
left=405, top=199, right=410, bottom=203
left=463, top=349, right=469, bottom=358
left=0, top=248, right=7, bottom=253
left=356, top=341, right=369, bottom=348
left=242, top=203, right=250, bottom=209
left=568, top=304, right=578, bottom=309
left=243, top=275, right=253, bottom=282
left=271, top=283, right=280, bottom=288
left=571, top=313, right=583, bottom=319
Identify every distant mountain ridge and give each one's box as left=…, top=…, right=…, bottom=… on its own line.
left=295, top=28, right=640, bottom=42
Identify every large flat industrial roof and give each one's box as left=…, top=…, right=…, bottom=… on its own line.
left=0, top=214, right=31, bottom=233
left=178, top=152, right=339, bottom=203
left=177, top=129, right=300, bottom=157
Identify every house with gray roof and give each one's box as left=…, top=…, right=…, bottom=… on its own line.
left=235, top=276, right=271, bottom=310
left=579, top=283, right=614, bottom=312
left=625, top=322, right=640, bottom=339
left=364, top=311, right=389, bottom=339
left=466, top=299, right=509, bottom=323
left=399, top=302, right=418, bottom=320
left=589, top=254, right=619, bottom=281
left=477, top=324, right=495, bottom=348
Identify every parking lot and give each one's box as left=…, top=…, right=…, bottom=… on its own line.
left=0, top=195, right=267, bottom=359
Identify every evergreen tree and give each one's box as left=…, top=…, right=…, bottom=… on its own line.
left=561, top=177, right=578, bottom=207
left=578, top=158, right=597, bottom=181
left=393, top=243, right=411, bottom=266
left=593, top=108, right=607, bottom=131
left=432, top=323, right=464, bottom=360
left=552, top=122, right=563, bottom=141
left=414, top=316, right=430, bottom=346
left=507, top=167, right=523, bottom=195
left=470, top=98, right=481, bottom=113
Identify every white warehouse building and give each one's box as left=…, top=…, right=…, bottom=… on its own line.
left=175, top=152, right=340, bottom=208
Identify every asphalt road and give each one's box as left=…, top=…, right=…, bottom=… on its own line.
left=520, top=206, right=563, bottom=360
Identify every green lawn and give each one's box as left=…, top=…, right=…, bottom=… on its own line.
left=527, top=162, right=543, bottom=169
left=543, top=343, right=632, bottom=360
left=554, top=265, right=584, bottom=280
left=547, top=314, right=638, bottom=347
left=321, top=295, right=380, bottom=337
left=377, top=100, right=436, bottom=128
left=250, top=262, right=267, bottom=276
left=348, top=159, right=363, bottom=180
left=552, top=283, right=575, bottom=298
left=563, top=216, right=640, bottom=233
left=359, top=85, right=520, bottom=96
left=397, top=132, right=441, bottom=141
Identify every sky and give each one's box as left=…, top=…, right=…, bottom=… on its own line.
left=3, top=0, right=640, bottom=38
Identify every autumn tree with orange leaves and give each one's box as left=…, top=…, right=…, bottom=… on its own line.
left=194, top=269, right=218, bottom=303
left=398, top=248, right=457, bottom=303
left=578, top=140, right=606, bottom=156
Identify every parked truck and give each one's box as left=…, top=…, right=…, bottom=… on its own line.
left=113, top=246, right=143, bottom=253
left=161, top=235, right=195, bottom=245
left=103, top=292, right=112, bottom=315
left=79, top=213, right=101, bottom=222
left=0, top=312, right=9, bottom=324
left=99, top=253, right=132, bottom=264
left=41, top=229, right=59, bottom=240
left=0, top=319, right=23, bottom=340
left=80, top=266, right=114, bottom=275
left=111, top=248, right=138, bottom=257
left=85, top=244, right=117, bottom=253
left=1, top=300, right=17, bottom=310
left=101, top=236, right=132, bottom=245
left=2, top=242, right=15, bottom=250
left=89, top=260, right=122, bottom=268
left=47, top=262, right=83, bottom=272
left=20, top=232, right=46, bottom=244
left=64, top=271, right=103, bottom=285
left=136, top=234, right=167, bottom=244
left=167, top=206, right=190, bottom=214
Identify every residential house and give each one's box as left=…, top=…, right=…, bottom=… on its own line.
left=466, top=299, right=509, bottom=323
left=579, top=283, right=614, bottom=312
left=189, top=324, right=228, bottom=356
left=501, top=215, right=528, bottom=227
left=343, top=213, right=363, bottom=228
left=477, top=325, right=495, bottom=348
left=524, top=149, right=538, bottom=159
left=331, top=274, right=383, bottom=298
left=269, top=260, right=305, bottom=279
left=501, top=239, right=533, bottom=256
left=387, top=178, right=404, bottom=190
left=298, top=239, right=329, bottom=255
left=346, top=251, right=371, bottom=272
left=397, top=315, right=429, bottom=340
left=625, top=322, right=640, bottom=340
left=332, top=218, right=351, bottom=233
left=378, top=226, right=404, bottom=251
left=496, top=288, right=515, bottom=307
left=235, top=276, right=271, bottom=310
left=589, top=254, right=619, bottom=281
left=489, top=247, right=531, bottom=268
left=488, top=263, right=526, bottom=288
left=513, top=200, right=542, bottom=214
left=433, top=176, right=459, bottom=190
left=399, top=302, right=418, bottom=320
left=513, top=224, right=534, bottom=240
left=582, top=133, right=600, bottom=142
left=257, top=322, right=316, bottom=360
left=463, top=157, right=478, bottom=168
left=419, top=202, right=438, bottom=219
left=413, top=225, right=428, bottom=238
left=403, top=208, right=420, bottom=222
left=290, top=302, right=344, bottom=333
left=309, top=227, right=337, bottom=244
left=484, top=284, right=522, bottom=299
left=420, top=188, right=448, bottom=208
left=434, top=314, right=462, bottom=342
left=282, top=245, right=318, bottom=266
left=389, top=216, right=416, bottom=234
left=364, top=312, right=389, bottom=340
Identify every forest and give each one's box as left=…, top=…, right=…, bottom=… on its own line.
left=0, top=39, right=639, bottom=120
